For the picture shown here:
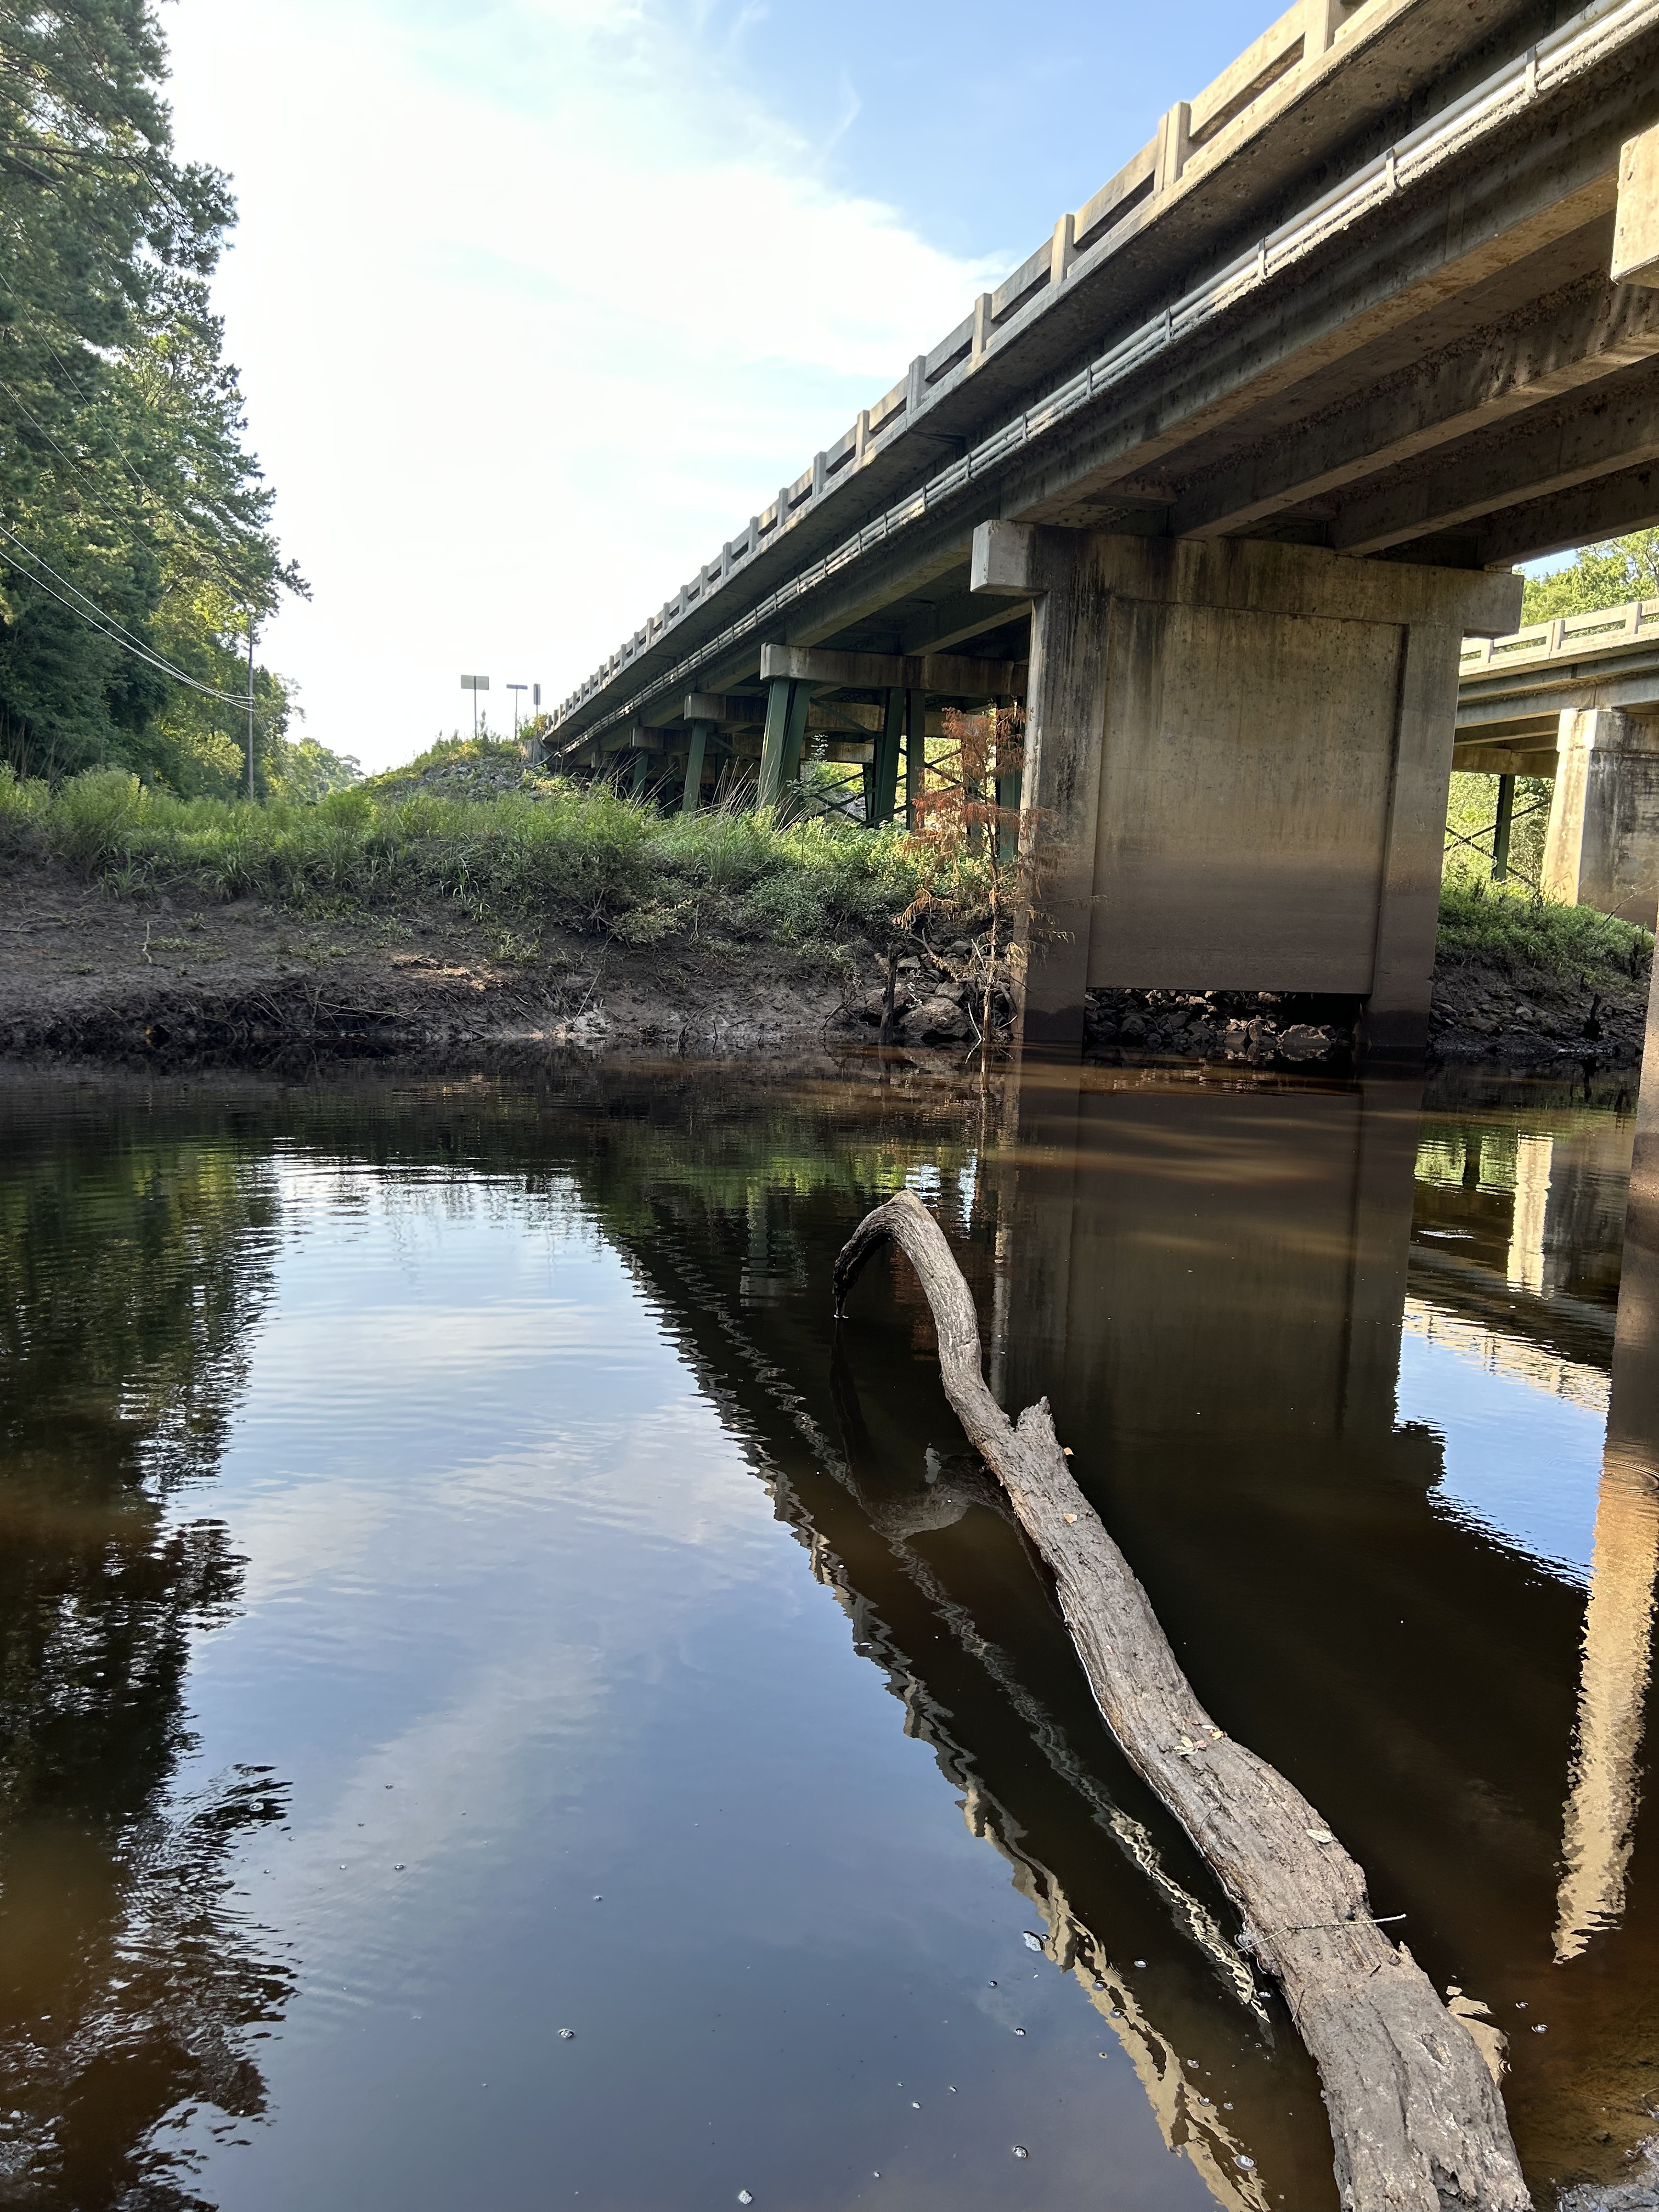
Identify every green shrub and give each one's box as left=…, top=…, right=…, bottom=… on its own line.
left=1438, top=875, right=1653, bottom=984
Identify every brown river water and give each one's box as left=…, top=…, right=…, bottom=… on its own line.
left=0, top=1053, right=1655, bottom=2211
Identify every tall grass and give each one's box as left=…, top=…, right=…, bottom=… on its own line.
left=1438, top=873, right=1652, bottom=984
left=0, top=765, right=989, bottom=949
left=11, top=763, right=1649, bottom=983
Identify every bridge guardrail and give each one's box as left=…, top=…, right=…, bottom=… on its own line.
left=1460, top=597, right=1659, bottom=676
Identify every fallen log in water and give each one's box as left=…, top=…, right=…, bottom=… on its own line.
left=833, top=1189, right=1531, bottom=2212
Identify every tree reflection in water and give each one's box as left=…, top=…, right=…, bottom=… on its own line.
left=0, top=1112, right=295, bottom=2207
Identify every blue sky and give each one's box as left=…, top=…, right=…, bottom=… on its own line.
left=163, top=0, right=1346, bottom=768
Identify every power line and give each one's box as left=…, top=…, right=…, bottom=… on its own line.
left=0, top=520, right=269, bottom=709
left=2, top=303, right=163, bottom=510
left=1, top=514, right=177, bottom=657
left=0, top=308, right=286, bottom=617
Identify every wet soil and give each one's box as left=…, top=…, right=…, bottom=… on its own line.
left=0, top=859, right=1650, bottom=1069
left=1430, top=955, right=1650, bottom=1066
left=0, top=862, right=851, bottom=1057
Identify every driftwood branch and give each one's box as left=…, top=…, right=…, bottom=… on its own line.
left=834, top=1190, right=1530, bottom=2212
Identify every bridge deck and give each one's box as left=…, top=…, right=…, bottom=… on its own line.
left=550, top=0, right=1659, bottom=763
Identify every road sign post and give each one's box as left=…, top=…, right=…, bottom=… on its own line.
left=460, top=674, right=489, bottom=736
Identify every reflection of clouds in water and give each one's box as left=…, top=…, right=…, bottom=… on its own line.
left=223, top=1382, right=773, bottom=1607
left=269, top=1645, right=614, bottom=2025
left=1396, top=1328, right=1606, bottom=1582
left=245, top=1297, right=637, bottom=1388
left=172, top=1187, right=791, bottom=2030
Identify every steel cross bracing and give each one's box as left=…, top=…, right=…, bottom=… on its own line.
left=549, top=0, right=1659, bottom=753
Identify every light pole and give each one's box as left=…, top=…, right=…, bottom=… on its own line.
left=246, top=620, right=256, bottom=801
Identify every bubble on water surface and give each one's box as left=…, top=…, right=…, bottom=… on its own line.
left=1013, top=2146, right=1029, bottom=2159
left=1022, top=1932, right=1042, bottom=1951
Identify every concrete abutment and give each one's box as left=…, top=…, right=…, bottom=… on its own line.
left=972, top=523, right=1522, bottom=1054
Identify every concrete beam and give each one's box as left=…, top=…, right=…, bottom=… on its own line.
left=687, top=512, right=988, bottom=704
left=1474, top=458, right=1659, bottom=567
left=972, top=517, right=1521, bottom=634
left=1612, top=123, right=1659, bottom=289
left=1171, top=281, right=1659, bottom=541
left=758, top=643, right=1026, bottom=696
left=895, top=590, right=1036, bottom=658
left=597, top=719, right=664, bottom=755
left=1334, top=366, right=1659, bottom=554
left=1008, top=145, right=1632, bottom=536
left=1459, top=674, right=1659, bottom=731
left=1451, top=742, right=1560, bottom=776
left=1454, top=707, right=1564, bottom=741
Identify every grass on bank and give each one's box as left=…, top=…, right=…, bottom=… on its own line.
left=1437, top=874, right=1652, bottom=985
left=358, top=733, right=528, bottom=791
left=4, top=761, right=1654, bottom=991
left=0, top=764, right=988, bottom=952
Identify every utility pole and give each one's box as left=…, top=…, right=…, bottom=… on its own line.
left=246, top=621, right=256, bottom=801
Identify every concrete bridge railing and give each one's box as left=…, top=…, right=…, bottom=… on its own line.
left=1461, top=596, right=1659, bottom=676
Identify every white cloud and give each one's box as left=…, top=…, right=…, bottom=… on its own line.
left=163, top=0, right=997, bottom=767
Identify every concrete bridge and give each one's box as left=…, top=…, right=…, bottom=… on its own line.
left=549, top=0, right=1659, bottom=1048
left=1455, top=596, right=1659, bottom=922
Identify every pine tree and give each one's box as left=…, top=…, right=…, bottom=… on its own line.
left=0, top=0, right=315, bottom=789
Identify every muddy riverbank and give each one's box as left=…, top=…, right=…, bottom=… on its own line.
left=0, top=862, right=854, bottom=1057
left=0, top=859, right=1650, bottom=1068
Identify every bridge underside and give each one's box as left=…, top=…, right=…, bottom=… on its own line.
left=549, top=0, right=1659, bottom=1052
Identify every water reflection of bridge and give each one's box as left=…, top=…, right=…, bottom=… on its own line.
left=589, top=1056, right=1659, bottom=2204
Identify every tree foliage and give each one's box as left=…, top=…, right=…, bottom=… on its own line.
left=0, top=0, right=352, bottom=797
left=1521, top=530, right=1659, bottom=620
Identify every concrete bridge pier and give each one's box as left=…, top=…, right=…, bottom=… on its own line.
left=1543, top=707, right=1659, bottom=928
left=757, top=678, right=812, bottom=809
left=680, top=718, right=713, bottom=815
left=972, top=524, right=1521, bottom=1055
left=869, top=691, right=904, bottom=827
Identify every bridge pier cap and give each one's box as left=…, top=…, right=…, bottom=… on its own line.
left=970, top=523, right=1522, bottom=1058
